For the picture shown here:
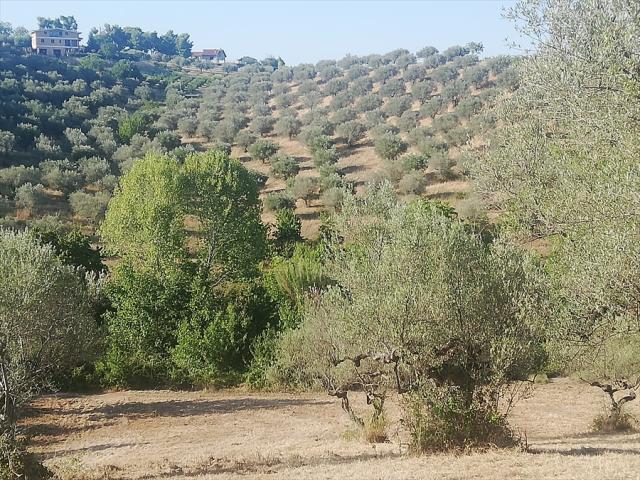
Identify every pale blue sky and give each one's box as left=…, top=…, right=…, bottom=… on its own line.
left=0, top=0, right=519, bottom=64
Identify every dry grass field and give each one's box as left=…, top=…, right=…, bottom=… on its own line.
left=24, top=378, right=640, bottom=479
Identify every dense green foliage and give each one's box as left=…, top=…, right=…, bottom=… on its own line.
left=268, top=186, right=545, bottom=448
left=0, top=230, right=100, bottom=475
left=99, top=150, right=270, bottom=386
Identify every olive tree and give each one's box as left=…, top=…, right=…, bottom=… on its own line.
left=374, top=133, right=407, bottom=161
left=0, top=230, right=99, bottom=472
left=272, top=185, right=544, bottom=450
left=474, top=0, right=640, bottom=399
left=248, top=139, right=279, bottom=164
left=336, top=121, right=366, bottom=147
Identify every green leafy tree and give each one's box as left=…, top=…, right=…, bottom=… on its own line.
left=118, top=111, right=147, bottom=144
left=273, top=208, right=303, bottom=257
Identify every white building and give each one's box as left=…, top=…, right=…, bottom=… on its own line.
left=31, top=28, right=81, bottom=57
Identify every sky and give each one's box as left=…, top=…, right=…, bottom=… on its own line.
left=0, top=0, right=521, bottom=65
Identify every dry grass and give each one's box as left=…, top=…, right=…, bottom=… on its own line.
left=22, top=378, right=640, bottom=479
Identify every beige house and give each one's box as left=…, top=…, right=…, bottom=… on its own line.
left=31, top=28, right=81, bottom=57
left=192, top=49, right=226, bottom=64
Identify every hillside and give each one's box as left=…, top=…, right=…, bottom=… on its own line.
left=0, top=43, right=517, bottom=238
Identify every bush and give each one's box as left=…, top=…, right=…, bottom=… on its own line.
left=399, top=153, right=428, bottom=171
left=273, top=208, right=303, bottom=257
left=398, top=171, right=425, bottom=195
left=404, top=387, right=517, bottom=452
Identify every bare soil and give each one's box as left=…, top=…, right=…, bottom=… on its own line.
left=25, top=378, right=640, bottom=480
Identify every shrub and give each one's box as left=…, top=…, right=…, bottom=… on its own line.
left=398, top=153, right=428, bottom=171
left=273, top=208, right=303, bottom=257
left=398, top=171, right=425, bottom=195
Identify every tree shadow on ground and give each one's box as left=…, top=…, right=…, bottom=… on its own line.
left=119, top=451, right=402, bottom=480
left=33, top=397, right=332, bottom=422
left=529, top=445, right=640, bottom=456
left=42, top=442, right=151, bottom=459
